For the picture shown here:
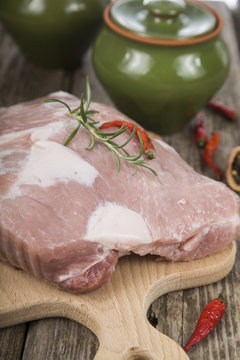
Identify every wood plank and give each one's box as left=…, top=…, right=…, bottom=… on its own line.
left=232, top=2, right=240, bottom=49
left=0, top=2, right=239, bottom=360
left=22, top=318, right=98, bottom=360
left=0, top=323, right=27, bottom=360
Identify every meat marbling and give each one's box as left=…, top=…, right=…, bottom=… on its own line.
left=0, top=92, right=240, bottom=292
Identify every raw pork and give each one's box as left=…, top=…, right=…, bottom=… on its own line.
left=0, top=92, right=240, bottom=292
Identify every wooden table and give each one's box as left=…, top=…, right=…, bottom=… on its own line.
left=0, top=2, right=239, bottom=359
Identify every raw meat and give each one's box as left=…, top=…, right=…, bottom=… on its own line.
left=0, top=92, right=240, bottom=293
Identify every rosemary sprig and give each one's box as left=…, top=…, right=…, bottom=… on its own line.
left=45, top=77, right=157, bottom=176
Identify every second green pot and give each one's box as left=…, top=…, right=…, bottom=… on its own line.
left=92, top=0, right=230, bottom=134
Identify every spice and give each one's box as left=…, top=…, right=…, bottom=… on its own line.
left=183, top=293, right=226, bottom=353
left=194, top=113, right=207, bottom=149
left=207, top=101, right=238, bottom=121
left=202, top=133, right=222, bottom=180
left=99, top=120, right=156, bottom=159
left=226, top=146, right=240, bottom=192
left=231, top=152, right=240, bottom=184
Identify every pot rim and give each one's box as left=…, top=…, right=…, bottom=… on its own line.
left=103, top=0, right=224, bottom=46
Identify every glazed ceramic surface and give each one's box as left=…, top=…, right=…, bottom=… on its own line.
left=0, top=0, right=109, bottom=69
left=93, top=0, right=230, bottom=134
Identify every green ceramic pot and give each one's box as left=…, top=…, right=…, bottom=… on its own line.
left=0, top=0, right=109, bottom=69
left=92, top=0, right=230, bottom=134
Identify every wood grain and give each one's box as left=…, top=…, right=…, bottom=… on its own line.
left=0, top=2, right=239, bottom=360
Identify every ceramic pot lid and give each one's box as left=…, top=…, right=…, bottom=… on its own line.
left=104, top=0, right=223, bottom=45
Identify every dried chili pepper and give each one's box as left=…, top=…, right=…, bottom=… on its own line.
left=183, top=293, right=226, bottom=353
left=99, top=120, right=156, bottom=159
left=207, top=101, right=238, bottom=121
left=202, top=132, right=222, bottom=180
left=194, top=113, right=207, bottom=149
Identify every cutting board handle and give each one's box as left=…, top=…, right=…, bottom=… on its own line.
left=95, top=345, right=160, bottom=359
left=94, top=321, right=187, bottom=359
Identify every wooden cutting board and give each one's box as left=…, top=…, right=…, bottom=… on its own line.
left=0, top=241, right=236, bottom=360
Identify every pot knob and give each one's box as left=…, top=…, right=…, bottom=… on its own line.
left=143, top=0, right=186, bottom=17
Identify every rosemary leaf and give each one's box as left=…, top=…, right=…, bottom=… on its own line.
left=135, top=131, right=144, bottom=159
left=64, top=123, right=81, bottom=146
left=72, top=105, right=81, bottom=113
left=86, top=76, right=91, bottom=111
left=86, top=110, right=99, bottom=116
left=108, top=127, right=128, bottom=140
left=138, top=163, right=158, bottom=176
left=113, top=152, right=121, bottom=173
left=96, top=128, right=126, bottom=137
left=45, top=98, right=72, bottom=113
left=80, top=94, right=87, bottom=122
left=88, top=122, right=99, bottom=128
left=110, top=125, right=140, bottom=152
left=131, top=165, right=138, bottom=176
left=86, top=133, right=95, bottom=150
left=121, top=153, right=143, bottom=161
left=116, top=125, right=137, bottom=149
left=121, top=148, right=131, bottom=157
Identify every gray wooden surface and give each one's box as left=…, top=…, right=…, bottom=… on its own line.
left=0, top=2, right=239, bottom=360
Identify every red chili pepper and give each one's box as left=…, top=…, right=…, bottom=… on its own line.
left=207, top=101, right=238, bottom=121
left=99, top=120, right=155, bottom=159
left=194, top=113, right=207, bottom=149
left=183, top=293, right=226, bottom=353
left=202, top=132, right=222, bottom=180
